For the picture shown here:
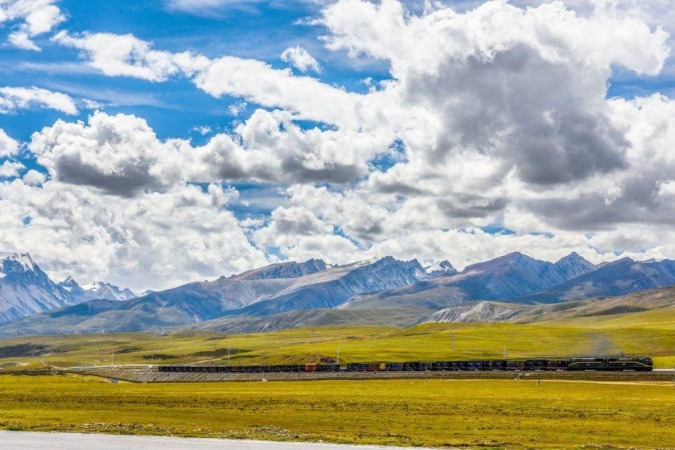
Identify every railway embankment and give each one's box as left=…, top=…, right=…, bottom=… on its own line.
left=67, top=367, right=675, bottom=383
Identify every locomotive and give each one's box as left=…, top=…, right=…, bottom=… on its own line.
left=159, top=356, right=652, bottom=373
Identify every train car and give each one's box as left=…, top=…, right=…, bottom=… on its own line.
left=158, top=356, right=652, bottom=375
left=346, top=363, right=369, bottom=372
left=567, top=357, right=653, bottom=371
left=316, top=364, right=341, bottom=372
left=486, top=360, right=507, bottom=371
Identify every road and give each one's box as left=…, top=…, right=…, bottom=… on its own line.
left=0, top=431, right=440, bottom=450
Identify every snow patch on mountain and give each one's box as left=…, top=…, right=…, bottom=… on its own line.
left=425, top=260, right=457, bottom=278
left=422, top=302, right=525, bottom=323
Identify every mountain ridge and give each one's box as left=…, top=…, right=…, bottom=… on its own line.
left=2, top=251, right=675, bottom=337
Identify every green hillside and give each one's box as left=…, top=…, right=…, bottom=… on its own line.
left=1, top=310, right=673, bottom=368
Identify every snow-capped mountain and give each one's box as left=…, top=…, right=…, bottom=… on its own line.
left=0, top=253, right=76, bottom=323
left=0, top=252, right=138, bottom=324
left=425, top=260, right=458, bottom=278
left=58, top=277, right=136, bottom=302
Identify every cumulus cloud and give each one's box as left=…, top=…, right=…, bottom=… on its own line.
left=199, top=109, right=389, bottom=184
left=29, top=111, right=190, bottom=197
left=0, top=86, right=79, bottom=115
left=5, top=0, right=675, bottom=287
left=22, top=169, right=46, bottom=186
left=0, top=179, right=267, bottom=291
left=0, top=161, right=23, bottom=177
left=0, top=129, right=19, bottom=157
left=281, top=46, right=321, bottom=73
left=0, top=0, right=65, bottom=50
left=28, top=109, right=389, bottom=198
left=52, top=2, right=670, bottom=192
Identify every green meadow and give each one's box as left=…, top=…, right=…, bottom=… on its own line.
left=1, top=306, right=673, bottom=369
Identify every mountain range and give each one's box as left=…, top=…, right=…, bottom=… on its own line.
left=1, top=250, right=675, bottom=337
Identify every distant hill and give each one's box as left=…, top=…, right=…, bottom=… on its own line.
left=420, top=286, right=675, bottom=325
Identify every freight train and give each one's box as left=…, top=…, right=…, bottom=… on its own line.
left=158, top=357, right=653, bottom=373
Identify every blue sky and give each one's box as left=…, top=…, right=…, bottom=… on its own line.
left=0, top=0, right=390, bottom=143
left=1, top=0, right=675, bottom=290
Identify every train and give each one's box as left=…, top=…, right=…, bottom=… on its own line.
left=158, top=357, right=653, bottom=373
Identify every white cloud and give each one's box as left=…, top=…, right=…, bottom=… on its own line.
left=0, top=161, right=23, bottom=177
left=5, top=0, right=675, bottom=287
left=199, top=109, right=389, bottom=184
left=166, top=0, right=261, bottom=13
left=22, top=169, right=46, bottom=186
left=52, top=31, right=208, bottom=82
left=29, top=111, right=190, bottom=197
left=0, top=86, right=79, bottom=115
left=0, top=179, right=267, bottom=291
left=0, top=129, right=19, bottom=157
left=281, top=46, right=321, bottom=73
left=0, top=0, right=65, bottom=50
left=50, top=30, right=366, bottom=127
left=192, top=125, right=212, bottom=136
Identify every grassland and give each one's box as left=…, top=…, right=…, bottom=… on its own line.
left=0, top=375, right=673, bottom=449
left=1, top=311, right=674, bottom=369
left=0, top=308, right=673, bottom=448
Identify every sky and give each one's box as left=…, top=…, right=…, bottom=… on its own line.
left=0, top=0, right=674, bottom=291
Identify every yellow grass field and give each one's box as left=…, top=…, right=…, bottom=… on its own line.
left=0, top=375, right=673, bottom=449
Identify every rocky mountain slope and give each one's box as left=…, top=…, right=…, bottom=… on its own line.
left=423, top=302, right=525, bottom=323
left=190, top=307, right=424, bottom=334
left=58, top=277, right=136, bottom=302
left=343, top=252, right=597, bottom=310
left=513, top=258, right=675, bottom=303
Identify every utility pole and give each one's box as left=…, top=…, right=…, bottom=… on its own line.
left=227, top=346, right=231, bottom=366
left=336, top=346, right=340, bottom=366
left=111, top=350, right=114, bottom=367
